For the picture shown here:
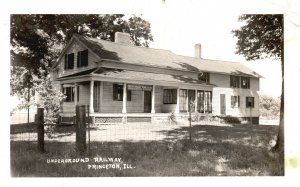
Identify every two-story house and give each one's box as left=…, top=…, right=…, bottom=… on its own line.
left=51, top=32, right=261, bottom=124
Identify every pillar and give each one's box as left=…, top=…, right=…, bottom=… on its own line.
left=151, top=85, right=156, bottom=113
left=89, top=80, right=94, bottom=113
left=122, top=83, right=127, bottom=113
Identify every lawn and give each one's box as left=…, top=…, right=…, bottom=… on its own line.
left=10, top=122, right=283, bottom=176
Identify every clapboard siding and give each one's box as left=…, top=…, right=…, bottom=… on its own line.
left=78, top=83, right=90, bottom=105
left=57, top=40, right=100, bottom=78
left=211, top=73, right=260, bottom=117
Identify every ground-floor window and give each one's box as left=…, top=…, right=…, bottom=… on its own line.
left=231, top=95, right=240, bottom=108
left=163, top=89, right=177, bottom=104
left=63, top=87, right=74, bottom=102
left=246, top=96, right=255, bottom=108
left=179, top=89, right=188, bottom=112
left=113, top=83, right=131, bottom=101
left=197, top=90, right=212, bottom=113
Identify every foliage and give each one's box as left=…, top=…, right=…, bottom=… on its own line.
left=232, top=14, right=284, bottom=154
left=259, top=94, right=280, bottom=119
left=10, top=14, right=154, bottom=123
left=232, top=14, right=283, bottom=61
left=34, top=75, right=66, bottom=125
left=168, top=112, right=176, bottom=124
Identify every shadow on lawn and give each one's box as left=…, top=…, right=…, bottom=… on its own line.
left=10, top=124, right=282, bottom=177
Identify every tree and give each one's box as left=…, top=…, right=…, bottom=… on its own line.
left=10, top=14, right=154, bottom=122
left=232, top=14, right=284, bottom=163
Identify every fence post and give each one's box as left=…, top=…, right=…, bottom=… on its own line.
left=76, top=105, right=86, bottom=154
left=37, top=108, right=44, bottom=153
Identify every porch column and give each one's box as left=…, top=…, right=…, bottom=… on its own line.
left=89, top=80, right=94, bottom=113
left=74, top=83, right=78, bottom=106
left=122, top=83, right=127, bottom=113
left=175, top=87, right=180, bottom=114
left=195, top=90, right=198, bottom=112
left=151, top=85, right=155, bottom=113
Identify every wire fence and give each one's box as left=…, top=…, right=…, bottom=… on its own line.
left=10, top=106, right=198, bottom=155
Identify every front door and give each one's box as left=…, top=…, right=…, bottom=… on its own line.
left=144, top=91, right=152, bottom=113
left=220, top=94, right=226, bottom=115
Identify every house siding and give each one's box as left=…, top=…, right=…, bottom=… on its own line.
left=210, top=73, right=260, bottom=117
left=56, top=40, right=100, bottom=78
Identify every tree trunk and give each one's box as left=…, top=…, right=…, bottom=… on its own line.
left=272, top=40, right=284, bottom=175
left=27, top=85, right=30, bottom=124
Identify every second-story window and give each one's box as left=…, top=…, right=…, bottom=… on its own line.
left=230, top=75, right=240, bottom=88
left=77, top=49, right=88, bottom=67
left=64, top=53, right=74, bottom=70
left=241, top=76, right=250, bottom=89
left=198, top=72, right=210, bottom=83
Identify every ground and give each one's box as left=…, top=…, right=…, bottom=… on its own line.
left=10, top=121, right=283, bottom=176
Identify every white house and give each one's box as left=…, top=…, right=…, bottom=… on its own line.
left=51, top=32, right=261, bottom=124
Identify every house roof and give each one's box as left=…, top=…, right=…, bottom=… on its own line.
left=57, top=67, right=214, bottom=86
left=54, top=34, right=262, bottom=78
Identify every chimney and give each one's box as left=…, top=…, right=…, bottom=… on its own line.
left=115, top=32, right=131, bottom=45
left=195, top=43, right=202, bottom=58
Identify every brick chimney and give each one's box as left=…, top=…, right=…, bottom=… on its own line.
left=115, top=32, right=131, bottom=45
left=195, top=43, right=202, bottom=58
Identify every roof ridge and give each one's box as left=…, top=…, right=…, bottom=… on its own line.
left=78, top=34, right=174, bottom=53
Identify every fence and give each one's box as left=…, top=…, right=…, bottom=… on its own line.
left=10, top=105, right=210, bottom=155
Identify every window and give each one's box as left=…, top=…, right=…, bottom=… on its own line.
left=113, top=84, right=131, bottom=101
left=163, top=89, right=177, bottom=104
left=231, top=95, right=240, bottom=108
left=63, top=87, right=74, bottom=102
left=246, top=97, right=255, bottom=108
left=179, top=89, right=188, bottom=112
left=64, top=53, right=74, bottom=70
left=230, top=75, right=240, bottom=88
left=241, top=76, right=250, bottom=89
left=198, top=72, right=210, bottom=83
left=77, top=50, right=88, bottom=67
left=197, top=90, right=212, bottom=113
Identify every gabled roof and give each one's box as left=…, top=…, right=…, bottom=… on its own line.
left=54, top=34, right=262, bottom=78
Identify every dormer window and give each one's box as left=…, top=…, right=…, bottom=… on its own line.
left=77, top=49, right=88, bottom=67
left=64, top=53, right=74, bottom=70
left=198, top=72, right=210, bottom=83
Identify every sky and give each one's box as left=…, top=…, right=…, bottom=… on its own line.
left=140, top=0, right=283, bottom=97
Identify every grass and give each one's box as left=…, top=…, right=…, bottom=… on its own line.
left=10, top=122, right=283, bottom=176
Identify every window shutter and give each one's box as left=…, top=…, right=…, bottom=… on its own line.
left=238, top=96, right=240, bottom=107
left=252, top=97, right=254, bottom=108
left=82, top=50, right=88, bottom=66
left=70, top=53, right=75, bottom=69
left=77, top=51, right=80, bottom=67
left=64, top=54, right=68, bottom=69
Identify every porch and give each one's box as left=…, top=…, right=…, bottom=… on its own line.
left=57, top=67, right=214, bottom=124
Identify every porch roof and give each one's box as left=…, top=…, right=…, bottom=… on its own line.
left=57, top=67, right=214, bottom=86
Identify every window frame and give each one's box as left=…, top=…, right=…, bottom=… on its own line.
left=230, top=75, right=240, bottom=88
left=63, top=87, right=74, bottom=102
left=163, top=89, right=177, bottom=104
left=241, top=76, right=250, bottom=89
left=113, top=84, right=131, bottom=101
left=246, top=96, right=255, bottom=108
left=77, top=49, right=88, bottom=68
left=64, top=53, right=74, bottom=70
left=231, top=95, right=240, bottom=108
left=198, top=72, right=210, bottom=83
